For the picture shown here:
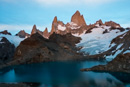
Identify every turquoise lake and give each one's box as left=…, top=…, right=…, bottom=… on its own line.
left=0, top=60, right=130, bottom=87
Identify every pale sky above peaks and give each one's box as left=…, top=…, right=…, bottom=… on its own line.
left=0, top=0, right=130, bottom=34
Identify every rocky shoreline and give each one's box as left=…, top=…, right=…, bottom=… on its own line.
left=81, top=53, right=130, bottom=73
left=0, top=83, right=41, bottom=87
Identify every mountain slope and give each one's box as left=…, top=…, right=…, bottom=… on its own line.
left=76, top=24, right=127, bottom=56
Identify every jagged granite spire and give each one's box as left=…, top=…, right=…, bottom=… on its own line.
left=43, top=27, right=49, bottom=39
left=50, top=16, right=58, bottom=34
left=31, top=25, right=37, bottom=35
left=71, top=10, right=86, bottom=26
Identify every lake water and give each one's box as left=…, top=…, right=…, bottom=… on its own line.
left=0, top=60, right=130, bottom=87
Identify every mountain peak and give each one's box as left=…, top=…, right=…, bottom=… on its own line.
left=43, top=27, right=49, bottom=39
left=33, top=24, right=37, bottom=30
left=75, top=10, right=81, bottom=15
left=50, top=16, right=58, bottom=34
left=16, top=30, right=30, bottom=38
left=31, top=24, right=37, bottom=35
left=105, top=21, right=121, bottom=28
left=95, top=19, right=104, bottom=25
left=71, top=10, right=86, bottom=26
left=53, top=16, right=58, bottom=23
left=0, top=30, right=11, bottom=35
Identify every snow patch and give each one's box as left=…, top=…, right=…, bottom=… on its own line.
left=120, top=33, right=126, bottom=39
left=110, top=43, right=116, bottom=48
left=69, top=22, right=78, bottom=26
left=76, top=26, right=127, bottom=55
left=123, top=50, right=130, bottom=54
left=0, top=34, right=25, bottom=47
left=106, top=49, right=123, bottom=61
left=58, top=25, right=66, bottom=31
left=68, top=22, right=81, bottom=29
left=116, top=43, right=123, bottom=50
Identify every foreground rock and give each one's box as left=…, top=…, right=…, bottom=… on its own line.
left=0, top=83, right=41, bottom=87
left=0, top=37, right=15, bottom=64
left=12, top=33, right=82, bottom=65
left=81, top=53, right=130, bottom=73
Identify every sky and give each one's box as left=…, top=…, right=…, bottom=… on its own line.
left=0, top=0, right=130, bottom=35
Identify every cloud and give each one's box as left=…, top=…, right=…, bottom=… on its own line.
left=0, top=0, right=118, bottom=7
left=34, top=0, right=117, bottom=6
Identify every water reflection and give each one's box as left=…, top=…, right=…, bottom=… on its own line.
left=0, top=61, right=129, bottom=87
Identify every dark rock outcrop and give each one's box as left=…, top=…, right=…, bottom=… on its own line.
left=0, top=83, right=41, bottom=87
left=0, top=30, right=11, bottom=35
left=16, top=30, right=30, bottom=38
left=81, top=53, right=130, bottom=73
left=0, top=37, right=15, bottom=64
left=13, top=33, right=82, bottom=65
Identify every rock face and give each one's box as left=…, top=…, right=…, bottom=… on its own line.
left=50, top=16, right=58, bottom=34
left=81, top=53, right=130, bottom=73
left=13, top=33, right=82, bottom=64
left=0, top=30, right=11, bottom=35
left=16, top=30, right=30, bottom=38
left=43, top=28, right=49, bottom=39
left=0, top=37, right=15, bottom=64
left=71, top=10, right=86, bottom=26
left=85, top=29, right=129, bottom=59
left=95, top=19, right=104, bottom=26
left=81, top=30, right=130, bottom=73
left=105, top=21, right=121, bottom=29
left=100, top=30, right=130, bottom=58
left=50, top=11, right=87, bottom=36
left=31, top=25, right=43, bottom=36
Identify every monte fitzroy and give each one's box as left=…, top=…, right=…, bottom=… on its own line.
left=0, top=10, right=130, bottom=73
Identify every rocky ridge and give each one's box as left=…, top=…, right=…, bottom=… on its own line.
left=0, top=30, right=11, bottom=35
left=10, top=32, right=82, bottom=65
left=81, top=53, right=130, bottom=73
left=0, top=37, right=15, bottom=64
left=24, top=10, right=124, bottom=39
left=16, top=30, right=30, bottom=38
